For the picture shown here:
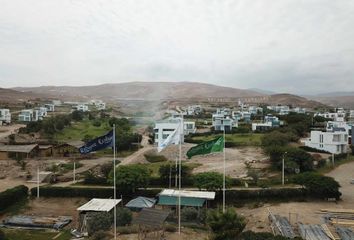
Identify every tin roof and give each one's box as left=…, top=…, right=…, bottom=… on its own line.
left=159, top=189, right=215, bottom=200
left=0, top=144, right=38, bottom=153
left=77, top=198, right=122, bottom=212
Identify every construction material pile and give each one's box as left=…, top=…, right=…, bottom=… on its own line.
left=298, top=224, right=332, bottom=240
left=268, top=210, right=296, bottom=238
left=336, top=226, right=354, bottom=240
left=3, top=215, right=72, bottom=230
left=321, top=208, right=354, bottom=226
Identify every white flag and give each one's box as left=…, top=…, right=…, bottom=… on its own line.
left=157, top=121, right=182, bottom=152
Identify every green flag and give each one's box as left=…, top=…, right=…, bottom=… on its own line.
left=186, top=136, right=224, bottom=159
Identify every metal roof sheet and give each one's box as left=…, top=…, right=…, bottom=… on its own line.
left=77, top=198, right=121, bottom=212
left=158, top=196, right=205, bottom=207
left=133, top=208, right=170, bottom=228
left=159, top=189, right=215, bottom=200
left=125, top=196, right=156, bottom=209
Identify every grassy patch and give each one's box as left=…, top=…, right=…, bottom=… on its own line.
left=54, top=119, right=111, bottom=141
left=2, top=229, right=71, bottom=240
left=191, top=133, right=263, bottom=146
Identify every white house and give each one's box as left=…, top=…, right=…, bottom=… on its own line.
left=18, top=109, right=36, bottom=122
left=292, top=107, right=306, bottom=114
left=248, top=106, right=263, bottom=115
left=304, top=130, right=348, bottom=154
left=37, top=107, right=48, bottom=120
left=252, top=114, right=281, bottom=131
left=212, top=108, right=238, bottom=132
left=267, top=105, right=290, bottom=115
left=90, top=100, right=106, bottom=110
left=44, top=104, right=55, bottom=112
left=186, top=105, right=202, bottom=115
left=0, top=109, right=11, bottom=125
left=315, top=109, right=346, bottom=122
left=74, top=104, right=89, bottom=112
left=154, top=117, right=196, bottom=146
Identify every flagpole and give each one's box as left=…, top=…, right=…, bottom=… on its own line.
left=178, top=114, right=183, bottom=235
left=113, top=124, right=117, bottom=240
left=223, top=128, right=226, bottom=213
left=37, top=162, right=39, bottom=198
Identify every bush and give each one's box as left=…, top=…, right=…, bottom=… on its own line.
left=92, top=120, right=101, bottom=127
left=207, top=208, right=246, bottom=240
left=108, top=165, right=150, bottom=192
left=193, top=172, right=231, bottom=191
left=293, top=172, right=341, bottom=200
left=144, top=153, right=167, bottom=163
left=87, top=212, right=112, bottom=235
left=115, top=208, right=132, bottom=226
left=181, top=207, right=199, bottom=222
left=0, top=185, right=28, bottom=212
left=261, top=131, right=298, bottom=147
left=30, top=186, right=161, bottom=199
left=84, top=170, right=107, bottom=185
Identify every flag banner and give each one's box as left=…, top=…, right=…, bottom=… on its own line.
left=186, top=136, right=224, bottom=159
left=157, top=123, right=182, bottom=153
left=79, top=130, right=114, bottom=154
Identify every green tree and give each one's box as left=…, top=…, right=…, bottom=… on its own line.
left=71, top=110, right=84, bottom=121
left=109, top=165, right=150, bottom=192
left=293, top=172, right=341, bottom=200
left=207, top=208, right=246, bottom=240
left=193, top=172, right=231, bottom=191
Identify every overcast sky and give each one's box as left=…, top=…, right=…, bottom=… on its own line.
left=0, top=0, right=354, bottom=94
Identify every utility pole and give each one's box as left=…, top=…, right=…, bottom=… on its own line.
left=282, top=152, right=287, bottom=186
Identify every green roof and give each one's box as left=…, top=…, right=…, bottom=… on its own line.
left=158, top=196, right=205, bottom=207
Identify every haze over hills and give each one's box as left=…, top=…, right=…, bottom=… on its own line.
left=6, top=82, right=330, bottom=108
left=14, top=82, right=264, bottom=100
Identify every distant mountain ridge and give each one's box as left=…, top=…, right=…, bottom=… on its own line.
left=1, top=81, right=326, bottom=108
left=14, top=82, right=265, bottom=100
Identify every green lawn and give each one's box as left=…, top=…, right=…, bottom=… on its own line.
left=54, top=119, right=111, bottom=141
left=191, top=133, right=263, bottom=146
left=3, top=229, right=72, bottom=240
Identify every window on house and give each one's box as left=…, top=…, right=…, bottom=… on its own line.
left=333, top=135, right=340, bottom=142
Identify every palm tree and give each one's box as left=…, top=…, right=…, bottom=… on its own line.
left=206, top=208, right=246, bottom=240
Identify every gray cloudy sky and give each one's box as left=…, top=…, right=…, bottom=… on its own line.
left=0, top=0, right=354, bottom=94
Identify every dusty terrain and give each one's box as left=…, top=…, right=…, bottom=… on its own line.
left=0, top=124, right=24, bottom=140
left=237, top=159, right=354, bottom=233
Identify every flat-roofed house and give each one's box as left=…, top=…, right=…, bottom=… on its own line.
left=0, top=144, right=39, bottom=160
left=157, top=189, right=215, bottom=208
left=0, top=109, right=11, bottom=125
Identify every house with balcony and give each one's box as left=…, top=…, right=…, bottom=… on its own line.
left=185, top=105, right=202, bottom=115
left=248, top=106, right=263, bottom=115
left=303, top=130, right=348, bottom=154
left=252, top=114, right=281, bottom=131
left=0, top=109, right=11, bottom=125
left=37, top=107, right=48, bottom=120
left=291, top=107, right=306, bottom=114
left=267, top=105, right=290, bottom=115
left=212, top=108, right=238, bottom=132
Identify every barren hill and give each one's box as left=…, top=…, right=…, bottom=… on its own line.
left=267, top=94, right=327, bottom=108
left=13, top=82, right=264, bottom=101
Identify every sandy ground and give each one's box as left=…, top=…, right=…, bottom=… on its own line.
left=0, top=124, right=24, bottom=140
left=236, top=159, right=354, bottom=233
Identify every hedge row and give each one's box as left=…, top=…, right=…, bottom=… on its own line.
left=0, top=185, right=28, bottom=212
left=30, top=187, right=161, bottom=203
left=30, top=186, right=312, bottom=205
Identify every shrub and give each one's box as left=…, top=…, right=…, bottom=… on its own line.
left=181, top=207, right=199, bottom=222
left=207, top=208, right=246, bottom=240
left=144, top=153, right=167, bottom=163
left=193, top=172, right=231, bottom=191
left=84, top=170, right=107, bottom=185
left=293, top=172, right=341, bottom=200
left=159, top=164, right=193, bottom=186
left=87, top=212, right=112, bottom=235
left=100, top=162, right=113, bottom=178
left=0, top=185, right=28, bottom=212
left=115, top=208, right=132, bottom=226
left=92, top=120, right=101, bottom=127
